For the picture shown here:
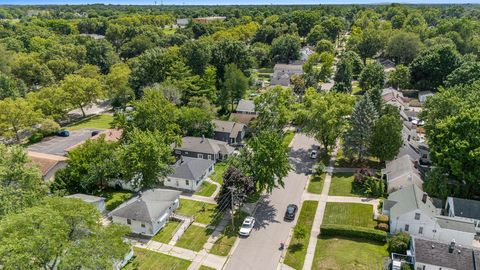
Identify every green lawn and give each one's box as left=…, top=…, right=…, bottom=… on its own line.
left=308, top=173, right=325, bottom=194
left=210, top=162, right=228, bottom=184
left=283, top=130, right=295, bottom=148
left=177, top=199, right=219, bottom=225
left=335, top=147, right=382, bottom=169
left=194, top=181, right=217, bottom=197
left=94, top=189, right=133, bottom=211
left=175, top=225, right=213, bottom=252
left=66, top=114, right=113, bottom=131
left=162, top=28, right=176, bottom=35
left=328, top=172, right=363, bottom=197
left=323, top=202, right=376, bottom=229
left=312, top=237, right=388, bottom=270
left=124, top=247, right=191, bottom=270
left=210, top=211, right=248, bottom=256
left=151, top=220, right=181, bottom=244
left=284, top=201, right=319, bottom=270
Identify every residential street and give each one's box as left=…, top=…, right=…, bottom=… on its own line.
left=225, top=133, right=318, bottom=270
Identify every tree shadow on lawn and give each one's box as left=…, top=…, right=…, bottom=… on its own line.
left=254, top=195, right=279, bottom=229
left=317, top=235, right=386, bottom=246
left=287, top=243, right=304, bottom=253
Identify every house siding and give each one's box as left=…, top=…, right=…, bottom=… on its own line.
left=165, top=164, right=214, bottom=191
left=390, top=210, right=439, bottom=240
left=214, top=131, right=230, bottom=143
left=174, top=150, right=218, bottom=161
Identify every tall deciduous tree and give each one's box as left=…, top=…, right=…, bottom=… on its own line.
left=118, top=129, right=175, bottom=189
left=61, top=74, right=104, bottom=117
left=343, top=94, right=378, bottom=161
left=353, top=29, right=385, bottom=64
left=106, top=63, right=135, bottom=108
left=388, top=65, right=411, bottom=90
left=239, top=130, right=291, bottom=193
left=0, top=144, right=46, bottom=218
left=297, top=89, right=355, bottom=153
left=221, top=63, right=248, bottom=112
left=0, top=97, right=43, bottom=142
left=0, top=197, right=130, bottom=269
left=254, top=86, right=294, bottom=131
left=386, top=31, right=423, bottom=64
left=180, top=40, right=212, bottom=75
left=178, top=106, right=214, bottom=137
left=26, top=86, right=71, bottom=121
left=333, top=58, right=353, bottom=92
left=270, top=34, right=301, bottom=63
left=369, top=114, right=403, bottom=162
left=445, top=60, right=480, bottom=87
left=358, top=62, right=385, bottom=91
left=216, top=166, right=255, bottom=210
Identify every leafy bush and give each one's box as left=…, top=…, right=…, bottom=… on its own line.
left=363, top=176, right=385, bottom=198
left=39, top=119, right=60, bottom=135
left=376, top=214, right=389, bottom=223
left=388, top=232, right=411, bottom=254
left=376, top=223, right=389, bottom=231
left=320, top=224, right=387, bottom=243
left=28, top=132, right=44, bottom=144
left=354, top=167, right=373, bottom=185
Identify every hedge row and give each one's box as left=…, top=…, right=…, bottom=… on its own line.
left=320, top=224, right=387, bottom=243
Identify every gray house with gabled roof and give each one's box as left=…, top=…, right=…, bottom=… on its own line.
left=382, top=154, right=423, bottom=193
left=165, top=157, right=215, bottom=191
left=174, top=136, right=234, bottom=162
left=110, top=189, right=181, bottom=236
left=235, top=99, right=256, bottom=115
left=212, top=119, right=246, bottom=146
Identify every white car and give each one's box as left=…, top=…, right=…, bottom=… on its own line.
left=239, top=217, right=255, bottom=237
left=310, top=150, right=318, bottom=159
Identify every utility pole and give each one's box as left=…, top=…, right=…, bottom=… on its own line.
left=228, top=186, right=236, bottom=228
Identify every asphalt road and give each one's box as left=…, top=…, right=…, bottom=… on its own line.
left=225, top=133, right=319, bottom=270
left=28, top=129, right=99, bottom=156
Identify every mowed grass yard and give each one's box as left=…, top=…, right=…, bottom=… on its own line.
left=312, top=237, right=388, bottom=270
left=125, top=247, right=191, bottom=270
left=175, top=225, right=213, bottom=252
left=308, top=173, right=325, bottom=194
left=151, top=220, right=181, bottom=243
left=334, top=147, right=382, bottom=169
left=284, top=200, right=319, bottom=270
left=194, top=181, right=217, bottom=197
left=94, top=189, right=132, bottom=211
left=283, top=130, right=295, bottom=148
left=177, top=199, right=219, bottom=225
left=210, top=162, right=228, bottom=184
left=328, top=172, right=364, bottom=197
left=66, top=114, right=113, bottom=130
left=323, top=202, right=376, bottom=229
left=209, top=211, right=248, bottom=256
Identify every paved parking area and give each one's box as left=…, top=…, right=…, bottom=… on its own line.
left=28, top=129, right=99, bottom=156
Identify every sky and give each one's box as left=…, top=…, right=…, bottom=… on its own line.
left=1, top=0, right=480, bottom=5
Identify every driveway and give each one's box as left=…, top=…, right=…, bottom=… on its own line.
left=225, top=133, right=318, bottom=270
left=28, top=129, right=99, bottom=156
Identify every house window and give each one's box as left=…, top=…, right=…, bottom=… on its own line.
left=419, top=226, right=423, bottom=234
left=141, top=223, right=145, bottom=228
left=127, top=219, right=131, bottom=225
left=207, top=155, right=212, bottom=160
left=175, top=150, right=181, bottom=154
left=186, top=180, right=189, bottom=186
left=415, top=213, right=421, bottom=220
left=198, top=154, right=203, bottom=159
left=405, top=224, right=409, bottom=231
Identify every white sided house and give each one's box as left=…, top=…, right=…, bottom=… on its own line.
left=382, top=155, right=423, bottom=193
left=383, top=185, right=480, bottom=248
left=110, top=189, right=181, bottom=236
left=165, top=157, right=215, bottom=191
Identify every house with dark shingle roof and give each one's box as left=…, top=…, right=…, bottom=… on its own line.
left=165, top=157, right=214, bottom=191
left=411, top=237, right=480, bottom=270
left=383, top=185, right=480, bottom=248
left=212, top=119, right=246, bottom=146
left=174, top=136, right=234, bottom=162
left=235, top=99, right=256, bottom=115
left=446, top=197, right=480, bottom=225
left=110, top=189, right=181, bottom=236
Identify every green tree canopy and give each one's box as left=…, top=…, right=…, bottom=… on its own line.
left=254, top=86, right=294, bottom=131
left=270, top=34, right=301, bottom=63
left=358, top=62, right=385, bottom=91
left=386, top=31, right=423, bottom=64
left=0, top=97, right=43, bottom=142
left=388, top=65, right=411, bottom=90
left=369, top=114, right=403, bottom=162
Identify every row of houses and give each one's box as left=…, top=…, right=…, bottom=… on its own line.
left=378, top=85, right=480, bottom=269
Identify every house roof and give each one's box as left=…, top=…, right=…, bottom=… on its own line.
left=413, top=237, right=480, bottom=270
left=450, top=197, right=480, bottom=220
left=169, top=157, right=214, bottom=181
left=229, top=113, right=257, bottom=125
left=175, top=137, right=234, bottom=156
left=236, top=99, right=256, bottom=113
left=387, top=185, right=439, bottom=218
left=273, top=64, right=303, bottom=72
left=27, top=151, right=67, bottom=177
left=436, top=216, right=477, bottom=233
left=383, top=155, right=423, bottom=189
left=213, top=120, right=245, bottom=138
left=110, top=189, right=181, bottom=223
left=66, top=129, right=122, bottom=151
left=66, top=193, right=105, bottom=203
left=382, top=88, right=408, bottom=107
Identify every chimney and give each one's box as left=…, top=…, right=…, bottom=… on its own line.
left=422, top=193, right=427, bottom=204
left=201, top=135, right=205, bottom=143
left=180, top=156, right=184, bottom=164
left=449, top=240, right=456, bottom=253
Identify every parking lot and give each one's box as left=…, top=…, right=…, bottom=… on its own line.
left=28, top=129, right=99, bottom=156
